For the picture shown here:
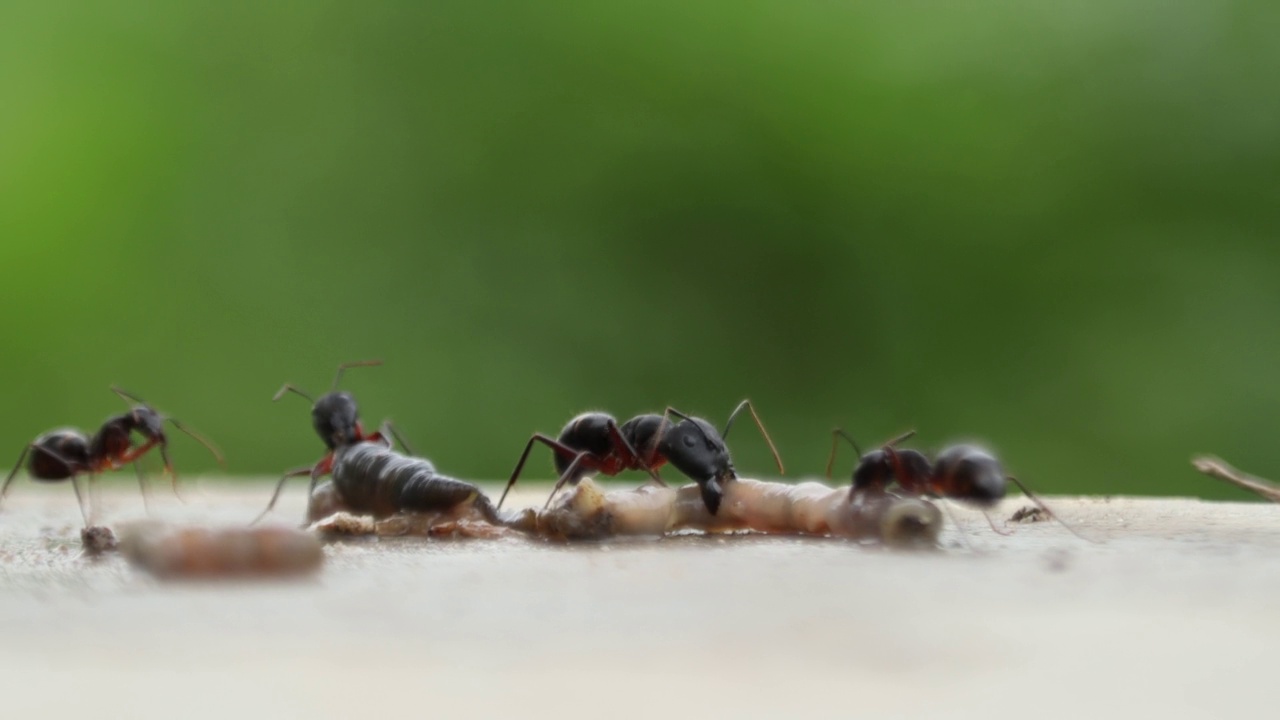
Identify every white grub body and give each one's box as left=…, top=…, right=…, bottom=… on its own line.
left=307, top=479, right=514, bottom=539
left=309, top=511, right=509, bottom=539
left=538, top=477, right=943, bottom=547
left=118, top=522, right=323, bottom=579
left=307, top=480, right=349, bottom=523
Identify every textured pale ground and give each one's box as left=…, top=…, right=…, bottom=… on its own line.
left=0, top=479, right=1277, bottom=720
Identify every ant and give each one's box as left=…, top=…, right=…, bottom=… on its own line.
left=826, top=428, right=1088, bottom=540
left=497, top=400, right=785, bottom=515
left=1, top=387, right=224, bottom=525
left=253, top=360, right=414, bottom=523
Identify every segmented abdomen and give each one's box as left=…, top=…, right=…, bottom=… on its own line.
left=332, top=443, right=493, bottom=520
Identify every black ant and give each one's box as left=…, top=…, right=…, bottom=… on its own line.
left=826, top=428, right=1087, bottom=540
left=253, top=360, right=414, bottom=523
left=0, top=387, right=224, bottom=525
left=497, top=400, right=785, bottom=515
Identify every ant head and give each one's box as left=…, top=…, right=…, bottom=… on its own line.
left=273, top=361, right=382, bottom=450
left=111, top=388, right=167, bottom=443
left=311, top=391, right=361, bottom=450
left=128, top=405, right=168, bottom=443
left=933, top=444, right=1006, bottom=507
left=660, top=416, right=734, bottom=486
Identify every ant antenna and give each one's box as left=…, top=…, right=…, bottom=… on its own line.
left=1006, top=476, right=1097, bottom=543
left=884, top=429, right=917, bottom=448
left=111, top=386, right=147, bottom=408
left=331, top=359, right=382, bottom=392
left=825, top=427, right=863, bottom=479
left=273, top=384, right=315, bottom=404
left=721, top=400, right=785, bottom=475
left=166, top=418, right=227, bottom=468
left=110, top=387, right=226, bottom=468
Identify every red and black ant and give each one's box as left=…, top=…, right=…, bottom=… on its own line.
left=253, top=360, right=415, bottom=523
left=497, top=400, right=785, bottom=515
left=826, top=428, right=1088, bottom=540
left=0, top=387, right=224, bottom=525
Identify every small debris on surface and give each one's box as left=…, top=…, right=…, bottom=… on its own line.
left=1010, top=506, right=1049, bottom=523
left=1043, top=548, right=1071, bottom=573
left=80, top=526, right=118, bottom=556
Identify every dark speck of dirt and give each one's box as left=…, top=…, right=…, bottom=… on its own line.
left=81, top=526, right=119, bottom=556
left=1010, top=506, right=1048, bottom=523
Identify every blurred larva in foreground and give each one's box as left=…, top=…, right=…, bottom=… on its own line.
left=119, top=523, right=323, bottom=579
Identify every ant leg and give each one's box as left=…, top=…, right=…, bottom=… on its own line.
left=982, top=510, right=1014, bottom=536
left=134, top=462, right=153, bottom=515
left=157, top=444, right=186, bottom=504
left=88, top=473, right=102, bottom=526
left=1007, top=476, right=1096, bottom=543
left=604, top=420, right=664, bottom=487
left=937, top=499, right=979, bottom=553
left=721, top=400, right=785, bottom=475
left=251, top=465, right=316, bottom=525
left=497, top=434, right=586, bottom=510
left=71, top=475, right=91, bottom=527
left=0, top=445, right=33, bottom=508
left=543, top=451, right=600, bottom=510
left=3, top=444, right=83, bottom=511
left=826, top=428, right=863, bottom=480
left=305, top=453, right=334, bottom=504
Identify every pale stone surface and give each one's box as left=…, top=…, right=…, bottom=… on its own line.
left=0, top=480, right=1277, bottom=719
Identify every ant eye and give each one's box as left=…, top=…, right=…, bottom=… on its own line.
left=682, top=434, right=697, bottom=448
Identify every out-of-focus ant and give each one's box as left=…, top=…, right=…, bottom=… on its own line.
left=0, top=387, right=224, bottom=525
left=497, top=400, right=785, bottom=515
left=826, top=428, right=1088, bottom=541
left=253, top=360, right=414, bottom=523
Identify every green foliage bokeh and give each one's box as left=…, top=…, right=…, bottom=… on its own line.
left=2, top=1, right=1278, bottom=499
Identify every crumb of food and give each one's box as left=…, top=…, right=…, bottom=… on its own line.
left=81, top=526, right=119, bottom=555
left=1010, top=506, right=1048, bottom=523
left=309, top=512, right=376, bottom=536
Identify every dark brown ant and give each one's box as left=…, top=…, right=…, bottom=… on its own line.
left=827, top=428, right=1088, bottom=540
left=0, top=387, right=224, bottom=525
left=497, top=400, right=785, bottom=515
left=253, top=360, right=415, bottom=523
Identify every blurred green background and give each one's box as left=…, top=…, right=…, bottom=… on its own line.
left=2, top=1, right=1277, bottom=499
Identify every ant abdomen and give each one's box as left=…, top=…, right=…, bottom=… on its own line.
left=29, top=431, right=90, bottom=480
left=555, top=413, right=619, bottom=477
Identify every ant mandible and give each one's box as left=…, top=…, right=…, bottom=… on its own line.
left=0, top=387, right=224, bottom=525
left=826, top=428, right=1088, bottom=540
left=497, top=400, right=785, bottom=515
left=253, top=360, right=415, bottom=523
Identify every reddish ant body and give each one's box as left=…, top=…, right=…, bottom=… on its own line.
left=498, top=400, right=785, bottom=515
left=826, top=429, right=1085, bottom=540
left=254, top=360, right=414, bottom=523
left=1, top=388, right=223, bottom=524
